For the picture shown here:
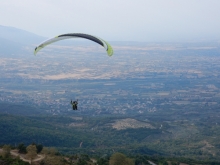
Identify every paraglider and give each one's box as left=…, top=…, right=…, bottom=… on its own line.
left=34, top=33, right=113, bottom=56
left=34, top=33, right=114, bottom=111
left=70, top=99, right=78, bottom=110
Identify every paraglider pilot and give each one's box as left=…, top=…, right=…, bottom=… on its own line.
left=71, top=99, right=78, bottom=110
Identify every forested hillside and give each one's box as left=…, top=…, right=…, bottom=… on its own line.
left=1, top=108, right=220, bottom=162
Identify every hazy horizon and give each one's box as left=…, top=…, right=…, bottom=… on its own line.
left=1, top=0, right=220, bottom=42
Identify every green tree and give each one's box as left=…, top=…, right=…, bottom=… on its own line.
left=31, top=142, right=43, bottom=153
left=2, top=145, right=11, bottom=158
left=36, top=144, right=43, bottom=153
left=26, top=144, right=37, bottom=164
left=97, top=157, right=109, bottom=165
left=77, top=158, right=87, bottom=165
left=41, top=147, right=50, bottom=155
left=109, top=152, right=134, bottom=165
left=18, top=143, right=27, bottom=153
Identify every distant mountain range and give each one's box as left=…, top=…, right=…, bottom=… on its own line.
left=0, top=25, right=46, bottom=56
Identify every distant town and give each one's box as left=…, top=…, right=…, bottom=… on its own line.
left=1, top=42, right=220, bottom=117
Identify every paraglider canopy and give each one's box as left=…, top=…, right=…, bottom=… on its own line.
left=34, top=33, right=113, bottom=56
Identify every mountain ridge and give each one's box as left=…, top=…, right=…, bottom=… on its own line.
left=0, top=25, right=46, bottom=56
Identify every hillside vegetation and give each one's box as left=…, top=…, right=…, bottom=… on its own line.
left=1, top=144, right=220, bottom=165
left=0, top=109, right=220, bottom=162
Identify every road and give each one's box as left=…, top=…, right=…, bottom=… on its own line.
left=148, top=160, right=157, bottom=165
left=0, top=149, right=45, bottom=164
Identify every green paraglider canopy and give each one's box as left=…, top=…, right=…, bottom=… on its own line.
left=34, top=33, right=113, bottom=56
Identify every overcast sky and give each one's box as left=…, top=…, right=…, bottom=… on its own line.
left=1, top=0, right=220, bottom=42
